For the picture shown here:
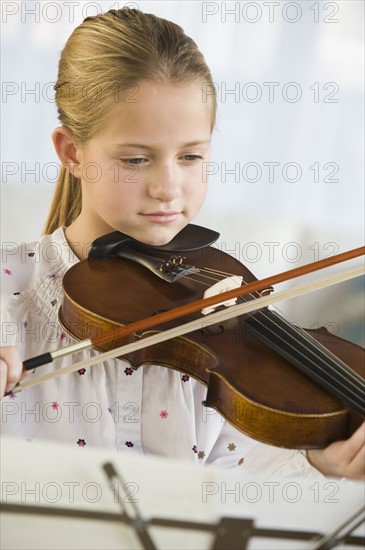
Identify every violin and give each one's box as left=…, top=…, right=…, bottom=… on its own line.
left=53, top=224, right=364, bottom=450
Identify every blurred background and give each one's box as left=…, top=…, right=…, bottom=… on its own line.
left=1, top=0, right=364, bottom=345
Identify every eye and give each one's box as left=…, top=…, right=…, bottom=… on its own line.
left=181, top=154, right=203, bottom=162
left=120, top=158, right=146, bottom=166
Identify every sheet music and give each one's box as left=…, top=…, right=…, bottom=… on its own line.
left=1, top=436, right=364, bottom=549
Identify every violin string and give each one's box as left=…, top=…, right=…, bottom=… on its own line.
left=153, top=252, right=243, bottom=284
left=187, top=271, right=364, bottom=398
left=232, top=271, right=364, bottom=384
left=185, top=271, right=243, bottom=288
left=199, top=266, right=240, bottom=277
left=250, top=307, right=364, bottom=390
left=183, top=267, right=240, bottom=286
left=186, top=267, right=244, bottom=285
left=244, top=295, right=364, bottom=387
left=186, top=267, right=363, bottom=400
left=234, top=292, right=364, bottom=405
left=186, top=266, right=363, bottom=404
left=188, top=272, right=225, bottom=283
left=182, top=276, right=218, bottom=287
left=239, top=282, right=365, bottom=389
left=155, top=254, right=239, bottom=282
left=156, top=253, right=236, bottom=279
left=194, top=266, right=273, bottom=294
left=189, top=271, right=363, bottom=394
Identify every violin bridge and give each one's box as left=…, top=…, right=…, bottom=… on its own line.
left=201, top=276, right=243, bottom=315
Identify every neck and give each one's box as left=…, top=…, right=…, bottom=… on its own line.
left=64, top=217, right=114, bottom=261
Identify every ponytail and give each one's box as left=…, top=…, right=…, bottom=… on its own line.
left=43, top=167, right=81, bottom=234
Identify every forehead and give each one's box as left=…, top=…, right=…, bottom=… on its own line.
left=92, top=80, right=213, bottom=144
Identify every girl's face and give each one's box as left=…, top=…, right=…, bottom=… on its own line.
left=73, top=79, right=212, bottom=246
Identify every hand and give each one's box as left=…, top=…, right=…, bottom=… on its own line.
left=307, top=422, right=365, bottom=480
left=0, top=346, right=24, bottom=398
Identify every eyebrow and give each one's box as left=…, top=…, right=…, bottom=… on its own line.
left=113, top=140, right=211, bottom=149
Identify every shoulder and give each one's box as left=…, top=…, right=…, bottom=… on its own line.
left=1, top=227, right=77, bottom=296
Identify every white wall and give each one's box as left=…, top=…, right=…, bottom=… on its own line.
left=1, top=1, right=364, bottom=344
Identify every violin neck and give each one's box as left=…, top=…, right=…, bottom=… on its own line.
left=244, top=309, right=365, bottom=416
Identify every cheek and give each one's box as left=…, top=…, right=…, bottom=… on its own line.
left=87, top=169, right=140, bottom=205
left=189, top=175, right=208, bottom=206
left=106, top=166, right=145, bottom=201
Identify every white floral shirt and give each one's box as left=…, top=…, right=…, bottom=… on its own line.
left=0, top=228, right=322, bottom=477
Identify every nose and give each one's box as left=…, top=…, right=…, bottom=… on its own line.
left=147, top=162, right=181, bottom=203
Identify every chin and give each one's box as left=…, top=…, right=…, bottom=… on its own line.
left=139, top=233, right=176, bottom=247
left=136, top=224, right=186, bottom=247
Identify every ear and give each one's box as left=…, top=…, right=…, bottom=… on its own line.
left=52, top=127, right=82, bottom=179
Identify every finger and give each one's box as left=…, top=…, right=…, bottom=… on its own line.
left=0, top=358, right=8, bottom=398
left=348, top=443, right=365, bottom=480
left=0, top=347, right=23, bottom=395
left=346, top=422, right=365, bottom=459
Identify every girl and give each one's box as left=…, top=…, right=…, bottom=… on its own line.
left=1, top=7, right=364, bottom=479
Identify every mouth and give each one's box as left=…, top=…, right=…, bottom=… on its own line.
left=139, top=212, right=181, bottom=223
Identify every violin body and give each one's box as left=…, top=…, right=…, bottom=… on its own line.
left=60, top=230, right=364, bottom=449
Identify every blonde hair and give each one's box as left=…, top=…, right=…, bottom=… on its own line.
left=44, top=7, right=216, bottom=234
